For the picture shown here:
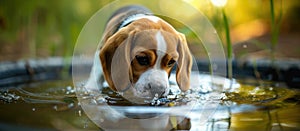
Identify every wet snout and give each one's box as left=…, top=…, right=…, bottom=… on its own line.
left=146, top=82, right=168, bottom=98
left=134, top=69, right=169, bottom=99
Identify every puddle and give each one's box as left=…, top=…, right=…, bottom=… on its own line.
left=0, top=74, right=299, bottom=130
left=0, top=80, right=98, bottom=130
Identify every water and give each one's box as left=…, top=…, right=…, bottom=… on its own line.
left=0, top=80, right=98, bottom=130
left=0, top=74, right=299, bottom=130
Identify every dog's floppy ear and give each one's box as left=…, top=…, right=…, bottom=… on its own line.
left=99, top=28, right=134, bottom=91
left=176, top=33, right=192, bottom=91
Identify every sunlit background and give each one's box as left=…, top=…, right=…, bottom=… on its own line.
left=0, top=0, right=299, bottom=61
left=1, top=1, right=300, bottom=130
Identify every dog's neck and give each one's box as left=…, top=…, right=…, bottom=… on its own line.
left=118, top=14, right=160, bottom=31
left=119, top=14, right=147, bottom=29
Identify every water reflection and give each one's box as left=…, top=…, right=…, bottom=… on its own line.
left=76, top=73, right=300, bottom=130
left=0, top=74, right=299, bottom=130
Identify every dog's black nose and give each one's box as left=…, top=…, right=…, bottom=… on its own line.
left=146, top=83, right=168, bottom=98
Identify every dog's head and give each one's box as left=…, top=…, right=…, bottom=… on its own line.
left=100, top=16, right=192, bottom=100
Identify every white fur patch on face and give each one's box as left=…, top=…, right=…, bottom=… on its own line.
left=154, top=31, right=167, bottom=69
left=132, top=31, right=170, bottom=98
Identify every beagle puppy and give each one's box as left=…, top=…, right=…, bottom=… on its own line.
left=86, top=5, right=192, bottom=101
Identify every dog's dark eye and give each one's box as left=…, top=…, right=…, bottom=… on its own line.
left=136, top=55, right=150, bottom=66
left=167, top=59, right=176, bottom=67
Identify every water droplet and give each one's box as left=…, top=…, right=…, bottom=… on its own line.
left=68, top=103, right=74, bottom=108
left=167, top=95, right=176, bottom=99
left=96, top=97, right=106, bottom=104
left=116, top=92, right=123, bottom=96
left=213, top=30, right=217, bottom=34
left=66, top=86, right=72, bottom=91
left=53, top=105, right=58, bottom=111
left=78, top=110, right=82, bottom=116
left=151, top=101, right=155, bottom=106
left=156, top=100, right=161, bottom=105
left=83, top=122, right=88, bottom=129
left=89, top=99, right=97, bottom=105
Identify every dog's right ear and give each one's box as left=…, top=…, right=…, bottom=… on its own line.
left=176, top=33, right=192, bottom=92
left=99, top=28, right=135, bottom=91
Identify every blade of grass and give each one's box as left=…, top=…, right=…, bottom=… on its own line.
left=270, top=0, right=282, bottom=66
left=269, top=0, right=283, bottom=82
left=222, top=8, right=233, bottom=82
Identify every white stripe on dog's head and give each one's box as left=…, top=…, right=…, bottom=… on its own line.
left=154, top=31, right=167, bottom=69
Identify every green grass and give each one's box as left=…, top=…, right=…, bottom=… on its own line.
left=222, top=8, right=233, bottom=81
left=270, top=0, right=283, bottom=66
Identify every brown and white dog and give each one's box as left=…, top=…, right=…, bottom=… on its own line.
left=86, top=5, right=192, bottom=101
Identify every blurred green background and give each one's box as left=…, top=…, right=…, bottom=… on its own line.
left=0, top=0, right=299, bottom=61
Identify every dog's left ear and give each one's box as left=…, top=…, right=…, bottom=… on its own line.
left=176, top=33, right=192, bottom=92
left=99, top=28, right=135, bottom=92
